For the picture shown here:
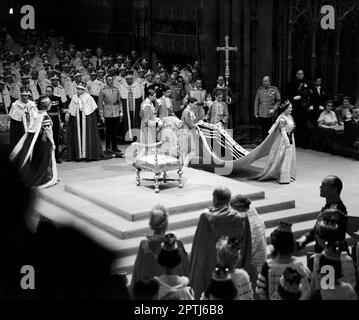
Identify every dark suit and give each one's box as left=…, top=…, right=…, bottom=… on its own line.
left=286, top=78, right=314, bottom=147
left=344, top=118, right=359, bottom=146
left=48, top=95, right=64, bottom=161
left=309, top=86, right=326, bottom=122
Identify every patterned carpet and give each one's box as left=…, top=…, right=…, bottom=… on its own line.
left=233, top=124, right=262, bottom=148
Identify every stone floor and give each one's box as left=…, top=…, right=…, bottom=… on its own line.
left=34, top=145, right=359, bottom=282
left=55, top=145, right=359, bottom=217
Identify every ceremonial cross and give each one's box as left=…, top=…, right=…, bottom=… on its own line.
left=216, top=35, right=238, bottom=88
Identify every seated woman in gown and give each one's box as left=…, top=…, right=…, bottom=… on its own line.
left=317, top=100, right=339, bottom=129
left=10, top=96, right=58, bottom=189
left=131, top=205, right=190, bottom=296
left=252, top=101, right=296, bottom=184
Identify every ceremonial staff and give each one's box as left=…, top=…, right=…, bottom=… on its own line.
left=216, top=35, right=238, bottom=104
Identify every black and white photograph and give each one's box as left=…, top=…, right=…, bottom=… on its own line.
left=1, top=0, right=359, bottom=308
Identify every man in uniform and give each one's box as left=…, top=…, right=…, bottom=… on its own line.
left=98, top=75, right=123, bottom=158
left=50, top=75, right=67, bottom=105
left=169, top=73, right=186, bottom=119
left=114, top=64, right=127, bottom=89
left=254, top=76, right=281, bottom=141
left=296, top=176, right=348, bottom=253
left=88, top=71, right=105, bottom=104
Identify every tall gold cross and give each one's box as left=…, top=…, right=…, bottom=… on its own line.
left=216, top=35, right=238, bottom=87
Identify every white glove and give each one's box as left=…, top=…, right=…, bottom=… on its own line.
left=319, top=106, right=324, bottom=111
left=293, top=95, right=301, bottom=101
left=309, top=106, right=314, bottom=111
left=269, top=109, right=274, bottom=115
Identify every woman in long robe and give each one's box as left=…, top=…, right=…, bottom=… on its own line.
left=252, top=101, right=296, bottom=184
left=10, top=97, right=58, bottom=189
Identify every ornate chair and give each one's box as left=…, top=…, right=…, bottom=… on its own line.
left=132, top=141, right=184, bottom=193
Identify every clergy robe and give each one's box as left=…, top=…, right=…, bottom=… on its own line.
left=119, top=82, right=142, bottom=141
left=189, top=206, right=253, bottom=299
left=66, top=92, right=103, bottom=161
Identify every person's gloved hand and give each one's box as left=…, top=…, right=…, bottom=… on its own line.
left=296, top=236, right=307, bottom=250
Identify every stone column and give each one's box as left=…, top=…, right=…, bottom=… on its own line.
left=198, top=0, right=218, bottom=90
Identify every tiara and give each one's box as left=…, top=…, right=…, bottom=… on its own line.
left=317, top=219, right=338, bottom=230
left=212, top=265, right=231, bottom=281
left=161, top=233, right=178, bottom=251
left=279, top=100, right=291, bottom=109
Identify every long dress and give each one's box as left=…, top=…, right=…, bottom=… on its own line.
left=131, top=234, right=190, bottom=293
left=256, top=257, right=311, bottom=300
left=252, top=114, right=296, bottom=184
left=10, top=111, right=58, bottom=189
left=309, top=252, right=357, bottom=295
left=180, top=106, right=198, bottom=165
left=66, top=93, right=104, bottom=161
left=140, top=98, right=158, bottom=144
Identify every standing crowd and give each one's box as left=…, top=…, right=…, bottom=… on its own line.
left=131, top=176, right=359, bottom=300
left=254, top=71, right=359, bottom=151
left=1, top=29, right=235, bottom=184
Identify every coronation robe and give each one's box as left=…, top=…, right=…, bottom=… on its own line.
left=189, top=206, right=254, bottom=299
left=10, top=111, right=58, bottom=189
left=119, top=82, right=142, bottom=141
left=66, top=93, right=103, bottom=161
left=9, top=99, right=38, bottom=148
left=131, top=234, right=190, bottom=293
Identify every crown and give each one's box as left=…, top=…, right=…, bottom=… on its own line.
left=161, top=233, right=178, bottom=251
left=277, top=220, right=292, bottom=232
left=279, top=100, right=291, bottom=109
left=212, top=265, right=231, bottom=281
left=317, top=218, right=338, bottom=231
